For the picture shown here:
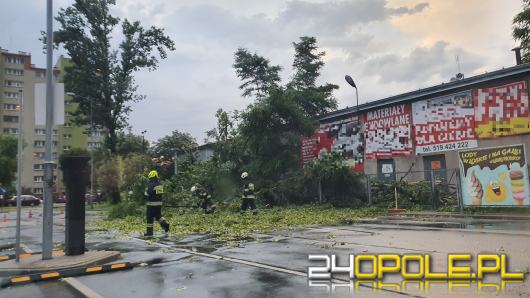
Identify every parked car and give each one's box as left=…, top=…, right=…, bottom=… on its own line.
left=4, top=195, right=42, bottom=206
left=54, top=195, right=67, bottom=204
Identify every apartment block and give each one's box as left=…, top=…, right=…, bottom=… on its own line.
left=0, top=49, right=103, bottom=196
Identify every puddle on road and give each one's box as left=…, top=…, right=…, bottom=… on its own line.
left=366, top=219, right=530, bottom=231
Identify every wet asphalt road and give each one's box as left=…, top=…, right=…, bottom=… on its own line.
left=0, top=206, right=529, bottom=297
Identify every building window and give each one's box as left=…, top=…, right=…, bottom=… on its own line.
left=89, top=130, right=103, bottom=137
left=63, top=146, right=72, bottom=151
left=63, top=134, right=72, bottom=139
left=35, top=129, right=46, bottom=135
left=4, top=80, right=23, bottom=87
left=3, top=92, right=19, bottom=99
left=33, top=164, right=43, bottom=171
left=5, top=56, right=23, bottom=64
left=36, top=71, right=45, bottom=78
left=3, top=104, right=18, bottom=110
left=33, top=152, right=45, bottom=159
left=2, top=128, right=18, bottom=134
left=33, top=188, right=43, bottom=195
left=34, top=176, right=43, bottom=183
left=64, top=100, right=74, bottom=105
left=64, top=122, right=73, bottom=128
left=34, top=141, right=45, bottom=148
left=3, top=115, right=18, bottom=123
left=53, top=129, right=58, bottom=135
left=88, top=142, right=102, bottom=149
left=5, top=68, right=24, bottom=76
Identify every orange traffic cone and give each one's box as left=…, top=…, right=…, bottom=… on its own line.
left=2, top=213, right=7, bottom=223
left=28, top=209, right=32, bottom=218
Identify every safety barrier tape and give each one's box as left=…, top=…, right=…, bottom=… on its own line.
left=0, top=249, right=64, bottom=262
left=0, top=262, right=133, bottom=288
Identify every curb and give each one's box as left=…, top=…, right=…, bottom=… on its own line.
left=0, top=250, right=64, bottom=262
left=1, top=262, right=132, bottom=288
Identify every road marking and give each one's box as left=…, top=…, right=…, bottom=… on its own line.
left=64, top=277, right=103, bottom=298
left=40, top=272, right=60, bottom=279
left=131, top=236, right=423, bottom=298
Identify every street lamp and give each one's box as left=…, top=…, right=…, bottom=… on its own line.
left=65, top=92, right=95, bottom=203
left=141, top=130, right=147, bottom=153
left=345, top=75, right=359, bottom=110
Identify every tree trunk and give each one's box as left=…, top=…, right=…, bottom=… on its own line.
left=110, top=190, right=120, bottom=204
left=106, top=127, right=118, bottom=154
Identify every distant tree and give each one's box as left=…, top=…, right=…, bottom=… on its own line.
left=151, top=130, right=198, bottom=160
left=288, top=36, right=338, bottom=117
left=0, top=134, right=17, bottom=189
left=116, top=132, right=149, bottom=155
left=52, top=0, right=175, bottom=153
left=513, top=0, right=530, bottom=62
left=233, top=48, right=282, bottom=100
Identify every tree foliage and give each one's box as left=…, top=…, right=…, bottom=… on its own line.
left=52, top=0, right=175, bottom=153
left=116, top=132, right=148, bottom=156
left=0, top=134, right=17, bottom=190
left=233, top=48, right=282, bottom=100
left=513, top=0, right=530, bottom=62
left=151, top=130, right=198, bottom=160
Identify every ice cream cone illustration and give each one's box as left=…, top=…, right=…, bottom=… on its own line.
left=509, top=169, right=527, bottom=206
left=469, top=170, right=483, bottom=205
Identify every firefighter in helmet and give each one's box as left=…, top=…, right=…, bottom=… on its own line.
left=144, top=170, right=170, bottom=237
left=240, top=172, right=257, bottom=214
left=191, top=184, right=215, bottom=214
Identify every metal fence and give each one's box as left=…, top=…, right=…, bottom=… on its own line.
left=363, top=168, right=463, bottom=210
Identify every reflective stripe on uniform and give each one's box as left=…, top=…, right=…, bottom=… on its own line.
left=242, top=195, right=256, bottom=199
left=146, top=224, right=154, bottom=227
left=146, top=201, right=163, bottom=206
left=154, top=185, right=164, bottom=195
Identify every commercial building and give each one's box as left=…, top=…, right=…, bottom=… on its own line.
left=0, top=49, right=103, bottom=196
left=304, top=53, right=530, bottom=206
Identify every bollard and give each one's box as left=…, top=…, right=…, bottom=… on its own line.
left=2, top=214, right=7, bottom=223
left=59, top=152, right=90, bottom=256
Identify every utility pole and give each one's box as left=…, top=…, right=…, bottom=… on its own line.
left=42, top=0, right=54, bottom=260
left=90, top=97, right=94, bottom=208
left=15, top=90, right=24, bottom=262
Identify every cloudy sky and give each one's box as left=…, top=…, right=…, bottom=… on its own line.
left=0, top=0, right=523, bottom=143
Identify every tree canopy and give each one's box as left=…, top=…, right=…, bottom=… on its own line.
left=513, top=0, right=530, bottom=62
left=52, top=0, right=175, bottom=153
left=0, top=134, right=17, bottom=190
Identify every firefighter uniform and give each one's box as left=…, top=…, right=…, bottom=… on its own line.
left=240, top=172, right=257, bottom=214
left=144, top=170, right=170, bottom=236
left=191, top=185, right=215, bottom=214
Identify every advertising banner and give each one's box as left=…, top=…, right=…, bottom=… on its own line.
left=412, top=91, right=477, bottom=154
left=364, top=103, right=413, bottom=159
left=459, top=144, right=530, bottom=206
left=301, top=116, right=364, bottom=171
left=474, top=80, right=530, bottom=138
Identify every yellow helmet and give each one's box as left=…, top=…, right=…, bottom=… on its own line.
left=148, top=170, right=159, bottom=179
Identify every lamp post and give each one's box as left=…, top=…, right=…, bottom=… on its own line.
left=344, top=75, right=359, bottom=110
left=15, top=89, right=24, bottom=262
left=141, top=130, right=147, bottom=153
left=66, top=92, right=95, bottom=203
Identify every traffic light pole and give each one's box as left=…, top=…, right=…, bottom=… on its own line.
left=42, top=0, right=54, bottom=260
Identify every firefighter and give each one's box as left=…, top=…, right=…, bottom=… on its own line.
left=191, top=184, right=215, bottom=214
left=144, top=170, right=170, bottom=237
left=240, top=172, right=257, bottom=215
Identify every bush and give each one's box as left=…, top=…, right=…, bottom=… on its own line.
left=108, top=201, right=144, bottom=219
